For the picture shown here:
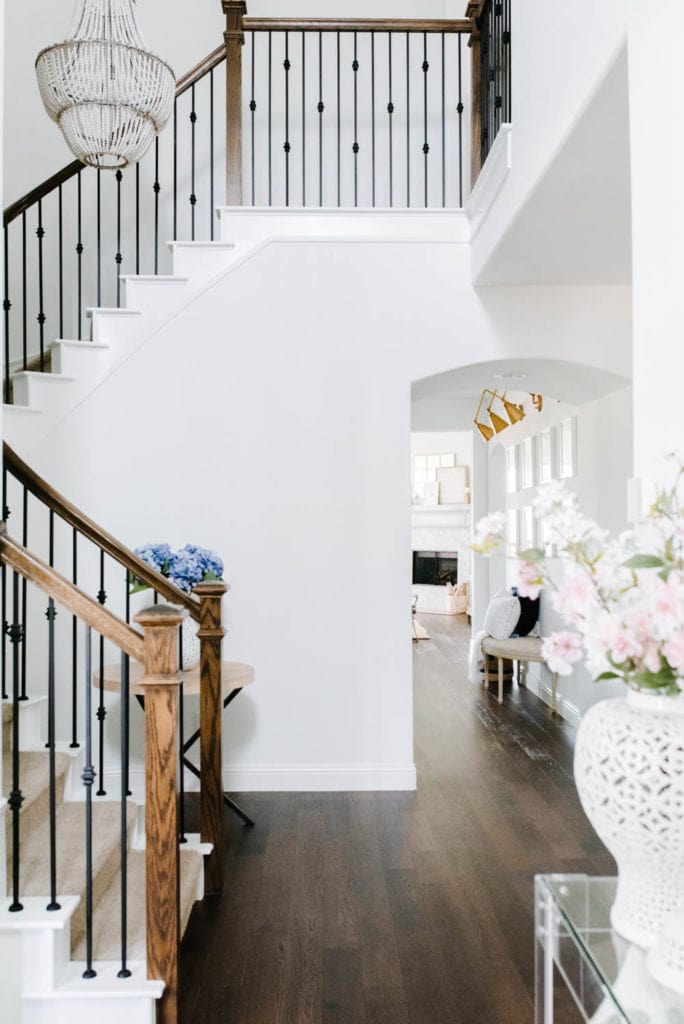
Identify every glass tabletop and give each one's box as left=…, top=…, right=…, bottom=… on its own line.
left=535, top=875, right=684, bottom=1024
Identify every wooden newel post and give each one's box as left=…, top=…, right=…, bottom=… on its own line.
left=195, top=581, right=228, bottom=894
left=222, top=1, right=247, bottom=206
left=135, top=604, right=184, bottom=1024
left=466, top=1, right=483, bottom=188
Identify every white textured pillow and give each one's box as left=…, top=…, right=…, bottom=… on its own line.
left=483, top=589, right=521, bottom=640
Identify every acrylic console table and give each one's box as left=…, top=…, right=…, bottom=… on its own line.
left=534, top=875, right=684, bottom=1024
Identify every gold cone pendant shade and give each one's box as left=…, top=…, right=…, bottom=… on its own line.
left=473, top=389, right=529, bottom=442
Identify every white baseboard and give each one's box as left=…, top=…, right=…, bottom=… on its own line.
left=101, top=761, right=417, bottom=796
left=524, top=669, right=580, bottom=727
left=222, top=761, right=417, bottom=792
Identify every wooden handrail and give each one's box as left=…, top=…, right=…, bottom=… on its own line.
left=0, top=525, right=145, bottom=661
left=242, top=17, right=473, bottom=33
left=3, top=443, right=200, bottom=621
left=3, top=44, right=228, bottom=228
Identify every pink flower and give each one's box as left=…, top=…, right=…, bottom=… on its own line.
left=542, top=631, right=584, bottom=676
left=610, top=629, right=642, bottom=666
left=516, top=560, right=543, bottom=600
left=649, top=576, right=684, bottom=626
left=552, top=573, right=597, bottom=624
left=664, top=631, right=684, bottom=672
left=642, top=642, right=662, bottom=674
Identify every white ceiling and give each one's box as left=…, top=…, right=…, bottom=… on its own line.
left=475, top=48, right=632, bottom=286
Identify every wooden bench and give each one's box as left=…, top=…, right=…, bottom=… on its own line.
left=481, top=635, right=558, bottom=711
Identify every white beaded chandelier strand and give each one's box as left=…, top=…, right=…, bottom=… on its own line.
left=35, top=0, right=175, bottom=170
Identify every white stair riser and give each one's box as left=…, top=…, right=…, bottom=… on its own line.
left=51, top=344, right=110, bottom=382
left=89, top=312, right=144, bottom=348
left=22, top=995, right=157, bottom=1024
left=122, top=280, right=190, bottom=322
left=11, top=377, right=78, bottom=420
left=169, top=242, right=237, bottom=284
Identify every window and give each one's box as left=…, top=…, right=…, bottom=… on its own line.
left=506, top=446, right=517, bottom=493
left=507, top=509, right=519, bottom=556
left=412, top=452, right=457, bottom=501
left=520, top=506, right=534, bottom=552
left=521, top=437, right=535, bottom=489
left=559, top=418, right=576, bottom=479
left=538, top=429, right=553, bottom=484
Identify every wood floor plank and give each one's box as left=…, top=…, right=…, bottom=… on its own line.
left=181, top=612, right=614, bottom=1022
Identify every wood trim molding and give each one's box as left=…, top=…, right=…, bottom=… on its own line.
left=243, top=17, right=472, bottom=33
left=195, top=581, right=227, bottom=894
left=0, top=525, right=145, bottom=661
left=135, top=604, right=183, bottom=1024
left=3, top=443, right=200, bottom=620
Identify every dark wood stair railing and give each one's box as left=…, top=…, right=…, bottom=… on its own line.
left=2, top=443, right=228, bottom=902
left=0, top=524, right=183, bottom=1023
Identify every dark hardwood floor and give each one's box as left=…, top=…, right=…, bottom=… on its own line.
left=180, top=613, right=614, bottom=1023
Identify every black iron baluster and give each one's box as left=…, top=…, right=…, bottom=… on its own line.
left=268, top=32, right=273, bottom=206
left=21, top=212, right=27, bottom=371
left=37, top=204, right=48, bottom=367
left=284, top=31, right=291, bottom=207
left=352, top=32, right=359, bottom=208
left=318, top=31, right=324, bottom=207
left=20, top=488, right=28, bottom=701
left=302, top=30, right=306, bottom=206
left=494, top=1, right=502, bottom=137
left=210, top=68, right=215, bottom=238
left=336, top=32, right=341, bottom=206
left=46, top=597, right=60, bottom=912
left=123, top=569, right=131, bottom=797
left=135, top=164, right=141, bottom=275
left=371, top=33, right=376, bottom=208
left=457, top=34, right=464, bottom=207
left=97, top=170, right=102, bottom=306
left=115, top=169, right=123, bottom=308
left=422, top=33, right=429, bottom=208
left=8, top=571, right=24, bottom=912
left=3, top=224, right=10, bottom=404
left=58, top=185, right=64, bottom=337
left=82, top=626, right=97, bottom=978
left=76, top=171, right=83, bottom=341
left=190, top=85, right=198, bottom=240
left=178, top=627, right=186, bottom=844
left=406, top=32, right=411, bottom=208
left=96, top=550, right=107, bottom=796
left=118, top=650, right=132, bottom=978
left=388, top=33, right=394, bottom=208
left=441, top=33, right=446, bottom=208
left=71, top=528, right=79, bottom=748
left=173, top=98, right=178, bottom=241
left=501, top=0, right=507, bottom=122
left=154, top=138, right=160, bottom=275
left=250, top=33, right=256, bottom=205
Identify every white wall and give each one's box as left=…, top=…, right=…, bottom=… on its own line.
left=471, top=0, right=628, bottom=280
left=627, top=1, right=684, bottom=487
left=12, top=226, right=631, bottom=789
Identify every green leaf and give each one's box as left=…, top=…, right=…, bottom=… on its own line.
left=129, top=581, right=151, bottom=594
left=632, top=667, right=678, bottom=691
left=595, top=671, right=620, bottom=681
left=517, top=548, right=545, bottom=565
left=623, top=554, right=666, bottom=570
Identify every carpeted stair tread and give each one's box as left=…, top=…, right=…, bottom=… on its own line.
left=10, top=793, right=137, bottom=952
left=72, top=845, right=204, bottom=961
left=3, top=747, right=72, bottom=837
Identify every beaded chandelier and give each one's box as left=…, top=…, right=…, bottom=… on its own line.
left=35, top=0, right=175, bottom=170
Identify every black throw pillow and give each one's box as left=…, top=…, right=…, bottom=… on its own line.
left=510, top=586, right=540, bottom=637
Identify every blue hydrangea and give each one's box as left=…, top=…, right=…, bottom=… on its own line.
left=168, top=544, right=224, bottom=594
left=131, top=542, right=223, bottom=594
